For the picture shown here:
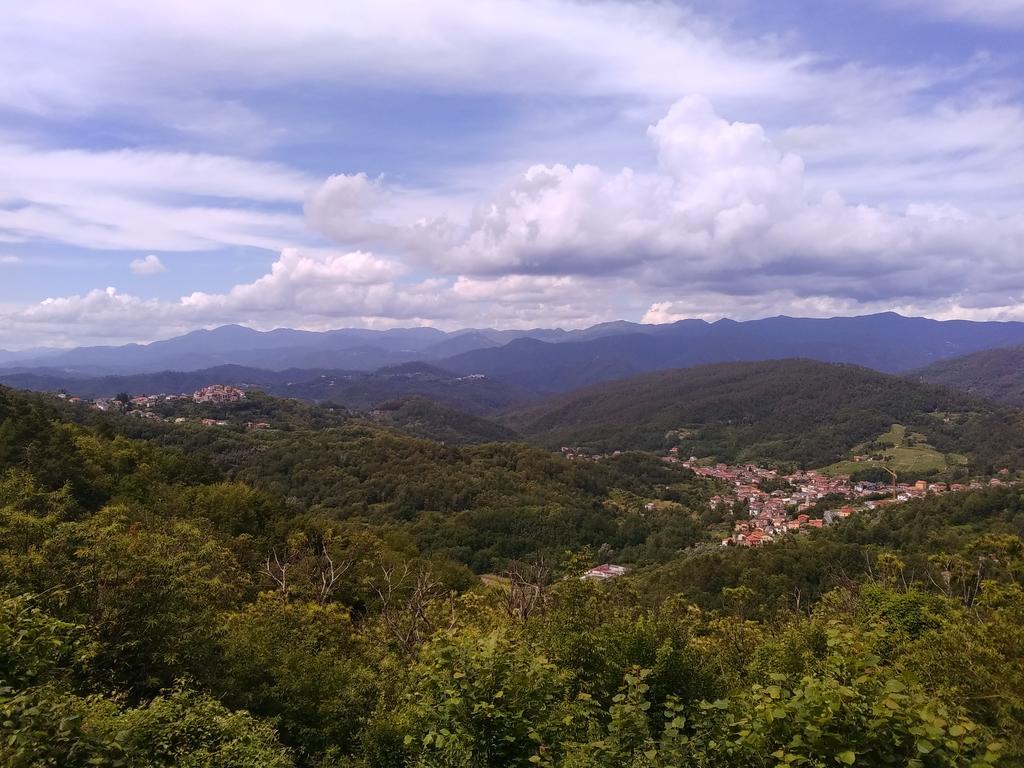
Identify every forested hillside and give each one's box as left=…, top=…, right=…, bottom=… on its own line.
left=914, top=346, right=1024, bottom=407
left=365, top=396, right=520, bottom=444
left=510, top=359, right=1024, bottom=471
left=1, top=383, right=1022, bottom=766
left=0, top=361, right=532, bottom=416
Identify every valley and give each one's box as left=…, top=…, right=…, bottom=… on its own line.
left=7, top=4, right=1024, bottom=764
left=3, top=322, right=1024, bottom=767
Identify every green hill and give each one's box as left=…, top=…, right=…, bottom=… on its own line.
left=367, top=395, right=520, bottom=444
left=2, top=378, right=1024, bottom=764
left=821, top=423, right=966, bottom=476
left=508, top=359, right=1024, bottom=470
left=913, top=345, right=1024, bottom=407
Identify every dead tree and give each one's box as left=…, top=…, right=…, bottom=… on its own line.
left=374, top=562, right=455, bottom=655
left=265, top=546, right=295, bottom=600
left=500, top=559, right=553, bottom=621
left=314, top=544, right=351, bottom=605
left=926, top=554, right=985, bottom=607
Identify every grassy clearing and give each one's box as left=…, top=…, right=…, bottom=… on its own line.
left=821, top=423, right=966, bottom=476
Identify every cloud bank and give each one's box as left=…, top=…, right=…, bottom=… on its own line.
left=6, top=96, right=1024, bottom=347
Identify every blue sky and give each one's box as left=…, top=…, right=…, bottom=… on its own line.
left=1, top=0, right=1023, bottom=348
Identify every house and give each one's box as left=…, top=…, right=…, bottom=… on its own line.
left=193, top=384, right=246, bottom=404
left=581, top=564, right=628, bottom=581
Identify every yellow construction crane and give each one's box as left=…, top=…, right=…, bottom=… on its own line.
left=882, top=466, right=898, bottom=499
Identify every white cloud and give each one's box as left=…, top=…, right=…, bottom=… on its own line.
left=2, top=1, right=1023, bottom=344
left=129, top=254, right=166, bottom=275
left=6, top=94, right=1024, bottom=348
left=780, top=98, right=1024, bottom=213
left=308, top=95, right=1024, bottom=310
left=0, top=142, right=316, bottom=251
left=0, top=248, right=637, bottom=347
left=0, top=1, right=812, bottom=119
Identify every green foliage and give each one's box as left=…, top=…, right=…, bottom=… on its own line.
left=1, top=383, right=1023, bottom=766
left=509, top=359, right=1024, bottom=470
left=372, top=629, right=583, bottom=768
left=370, top=396, right=520, bottom=444
left=915, top=345, right=1024, bottom=408
left=0, top=593, right=90, bottom=688
left=685, top=627, right=998, bottom=768
left=0, top=685, right=124, bottom=768
left=113, top=688, right=294, bottom=768
left=217, top=594, right=376, bottom=760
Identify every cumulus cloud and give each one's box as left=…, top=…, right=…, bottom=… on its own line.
left=129, top=254, right=166, bottom=275
left=1, top=248, right=640, bottom=347
left=7, top=94, right=1024, bottom=349
left=307, top=95, right=1024, bottom=311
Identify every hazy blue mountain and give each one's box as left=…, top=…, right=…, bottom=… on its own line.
left=2, top=325, right=453, bottom=374
left=420, top=331, right=503, bottom=358
left=440, top=313, right=1024, bottom=392
left=0, top=321, right=653, bottom=375
left=8, top=312, right=1024, bottom=384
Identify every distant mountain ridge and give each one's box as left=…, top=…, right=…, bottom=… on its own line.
left=440, top=313, right=1024, bottom=392
left=0, top=321, right=652, bottom=374
left=7, top=313, right=1024, bottom=393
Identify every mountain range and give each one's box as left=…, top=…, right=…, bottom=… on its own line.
left=0, top=321, right=640, bottom=374
left=7, top=312, right=1024, bottom=403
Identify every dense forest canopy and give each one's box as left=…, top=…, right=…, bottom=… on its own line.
left=509, top=359, right=1024, bottom=471
left=914, top=345, right=1024, bottom=408
left=1, top=383, right=1022, bottom=766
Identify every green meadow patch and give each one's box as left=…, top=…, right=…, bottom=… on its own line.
left=822, top=423, right=967, bottom=476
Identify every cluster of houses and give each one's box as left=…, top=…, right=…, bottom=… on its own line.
left=560, top=446, right=622, bottom=461
left=58, top=384, right=266, bottom=429
left=192, top=384, right=246, bottom=403
left=557, top=446, right=1013, bottom=549
left=663, top=453, right=1002, bottom=548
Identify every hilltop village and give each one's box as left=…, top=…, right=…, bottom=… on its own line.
left=58, top=384, right=270, bottom=429
left=564, top=444, right=1009, bottom=549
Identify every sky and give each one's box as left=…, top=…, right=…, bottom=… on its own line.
left=2, top=0, right=1023, bottom=348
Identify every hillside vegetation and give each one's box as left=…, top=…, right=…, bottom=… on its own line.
left=2, top=383, right=1023, bottom=766
left=914, top=345, right=1024, bottom=407
left=365, top=396, right=520, bottom=444
left=509, top=359, right=1024, bottom=471
left=0, top=361, right=532, bottom=416
left=822, top=423, right=966, bottom=477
